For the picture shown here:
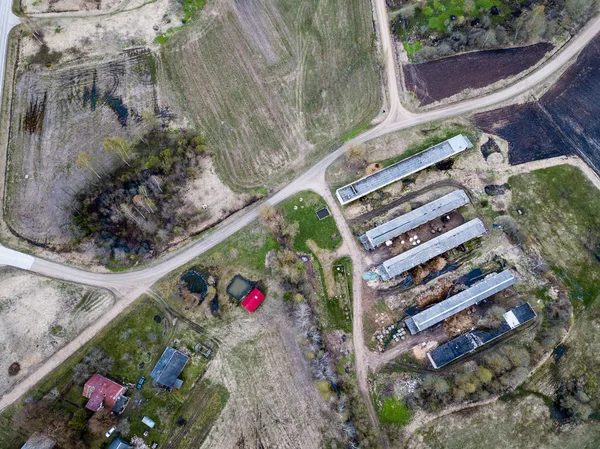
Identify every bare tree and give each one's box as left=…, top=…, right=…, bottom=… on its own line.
left=88, top=409, right=117, bottom=436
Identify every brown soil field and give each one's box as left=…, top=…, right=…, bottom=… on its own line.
left=21, top=0, right=151, bottom=14
left=472, top=35, right=600, bottom=171
left=0, top=268, right=114, bottom=398
left=162, top=0, right=381, bottom=190
left=403, top=43, right=552, bottom=105
left=5, top=50, right=158, bottom=246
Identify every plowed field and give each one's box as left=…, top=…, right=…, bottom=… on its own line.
left=404, top=43, right=552, bottom=105
left=473, top=35, right=600, bottom=170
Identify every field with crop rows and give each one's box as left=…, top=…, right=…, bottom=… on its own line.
left=162, top=0, right=381, bottom=190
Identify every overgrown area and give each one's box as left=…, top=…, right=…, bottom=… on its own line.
left=391, top=0, right=599, bottom=61
left=74, top=128, right=214, bottom=268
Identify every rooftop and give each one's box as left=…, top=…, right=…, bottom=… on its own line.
left=406, top=269, right=516, bottom=334
left=336, top=135, right=472, bottom=205
left=82, top=374, right=127, bottom=412
left=377, top=218, right=486, bottom=280
left=427, top=302, right=537, bottom=369
left=241, top=288, right=265, bottom=313
left=150, top=346, right=189, bottom=389
left=21, top=433, right=55, bottom=449
left=360, top=190, right=470, bottom=250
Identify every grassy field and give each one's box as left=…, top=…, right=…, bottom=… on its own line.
left=377, top=396, right=411, bottom=425
left=279, top=191, right=342, bottom=253
left=508, top=165, right=600, bottom=306
left=162, top=0, right=380, bottom=191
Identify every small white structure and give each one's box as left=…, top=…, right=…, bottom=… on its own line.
left=142, top=416, right=156, bottom=429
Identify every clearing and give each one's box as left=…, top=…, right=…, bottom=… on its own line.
left=161, top=0, right=381, bottom=190
left=0, top=268, right=114, bottom=399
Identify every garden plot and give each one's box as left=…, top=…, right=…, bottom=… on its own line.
left=6, top=51, right=158, bottom=247
left=162, top=0, right=380, bottom=190
left=0, top=268, right=114, bottom=398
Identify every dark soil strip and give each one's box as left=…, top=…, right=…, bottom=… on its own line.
left=473, top=35, right=600, bottom=171
left=404, top=43, right=553, bottom=105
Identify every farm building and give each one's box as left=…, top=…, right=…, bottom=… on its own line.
left=150, top=346, right=189, bottom=389
left=20, top=433, right=55, bottom=449
left=359, top=190, right=470, bottom=250
left=427, top=302, right=537, bottom=368
left=405, top=269, right=516, bottom=335
left=336, top=135, right=473, bottom=205
left=82, top=374, right=129, bottom=413
left=108, top=437, right=132, bottom=449
left=377, top=218, right=486, bottom=280
left=241, top=287, right=266, bottom=312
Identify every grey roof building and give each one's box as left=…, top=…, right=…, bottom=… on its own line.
left=377, top=218, right=486, bottom=281
left=108, top=437, right=132, bottom=449
left=405, top=269, right=516, bottom=335
left=359, top=190, right=470, bottom=250
left=336, top=135, right=473, bottom=205
left=427, top=302, right=536, bottom=369
left=150, top=346, right=189, bottom=389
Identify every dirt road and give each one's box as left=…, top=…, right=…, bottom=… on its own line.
left=1, top=4, right=600, bottom=429
left=0, top=2, right=19, bottom=106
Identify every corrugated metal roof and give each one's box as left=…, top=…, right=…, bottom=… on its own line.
left=361, top=190, right=470, bottom=250
left=336, top=135, right=472, bottom=205
left=427, top=302, right=536, bottom=369
left=406, top=270, right=516, bottom=334
left=377, top=218, right=486, bottom=280
left=150, top=346, right=189, bottom=388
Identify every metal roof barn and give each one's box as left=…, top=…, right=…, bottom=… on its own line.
left=336, top=135, right=472, bottom=205
left=359, top=190, right=470, bottom=250
left=377, top=218, right=486, bottom=280
left=405, top=269, right=516, bottom=335
left=427, top=302, right=536, bottom=369
left=150, top=346, right=189, bottom=389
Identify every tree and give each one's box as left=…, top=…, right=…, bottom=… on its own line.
left=272, top=249, right=305, bottom=284
left=475, top=366, right=493, bottom=384
left=69, top=408, right=90, bottom=432
left=480, top=305, right=506, bottom=329
left=76, top=152, right=101, bottom=178
left=259, top=204, right=284, bottom=236
left=281, top=220, right=299, bottom=245
left=88, top=409, right=117, bottom=436
left=104, top=137, right=133, bottom=166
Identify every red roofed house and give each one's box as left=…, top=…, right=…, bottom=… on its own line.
left=241, top=288, right=265, bottom=313
left=83, top=374, right=129, bottom=414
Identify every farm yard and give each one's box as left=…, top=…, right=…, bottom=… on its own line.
left=162, top=0, right=381, bottom=190
left=390, top=0, right=598, bottom=62
left=0, top=268, right=114, bottom=398
left=473, top=34, right=600, bottom=171
left=403, top=43, right=552, bottom=105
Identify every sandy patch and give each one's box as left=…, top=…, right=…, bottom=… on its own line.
left=0, top=268, right=114, bottom=397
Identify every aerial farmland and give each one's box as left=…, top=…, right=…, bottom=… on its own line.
left=0, top=0, right=600, bottom=448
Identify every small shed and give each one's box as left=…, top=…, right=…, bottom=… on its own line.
left=108, top=437, right=132, bottom=449
left=241, top=288, right=265, bottom=312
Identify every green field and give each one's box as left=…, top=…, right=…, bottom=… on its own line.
left=279, top=191, right=342, bottom=253
left=508, top=165, right=600, bottom=305
left=162, top=0, right=380, bottom=191
left=377, top=396, right=411, bottom=425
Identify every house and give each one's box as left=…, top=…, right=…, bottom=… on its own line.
left=108, top=437, right=132, bottom=449
left=150, top=346, right=189, bottom=389
left=241, top=288, right=265, bottom=312
left=83, top=374, right=129, bottom=413
left=21, top=433, right=55, bottom=449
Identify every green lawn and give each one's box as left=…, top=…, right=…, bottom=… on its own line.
left=377, top=396, right=411, bottom=425
left=508, top=165, right=600, bottom=305
left=279, top=191, right=342, bottom=253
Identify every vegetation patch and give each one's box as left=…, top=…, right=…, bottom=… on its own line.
left=392, top=0, right=598, bottom=62
left=508, top=165, right=600, bottom=305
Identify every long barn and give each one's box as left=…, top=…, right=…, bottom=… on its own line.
left=359, top=190, right=470, bottom=250
left=336, top=135, right=473, bottom=205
